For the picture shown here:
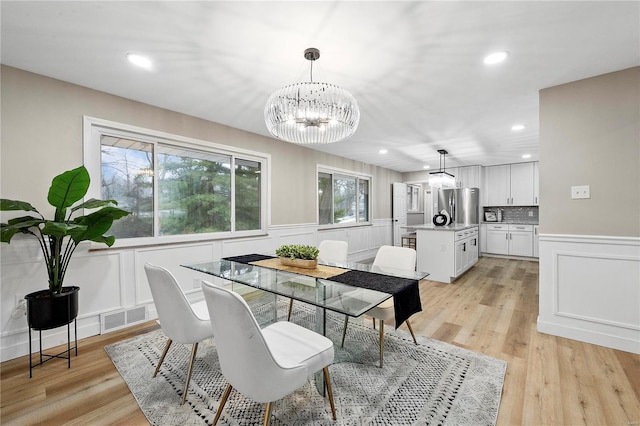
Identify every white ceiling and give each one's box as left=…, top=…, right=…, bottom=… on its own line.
left=2, top=1, right=638, bottom=173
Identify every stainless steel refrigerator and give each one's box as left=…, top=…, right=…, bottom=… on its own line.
left=435, top=188, right=480, bottom=225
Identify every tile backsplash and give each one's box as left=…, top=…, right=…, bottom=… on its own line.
left=483, top=206, right=538, bottom=223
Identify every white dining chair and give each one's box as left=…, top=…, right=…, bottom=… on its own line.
left=201, top=280, right=337, bottom=426
left=341, top=245, right=418, bottom=368
left=144, top=263, right=213, bottom=405
left=287, top=239, right=349, bottom=321
left=317, top=239, right=349, bottom=264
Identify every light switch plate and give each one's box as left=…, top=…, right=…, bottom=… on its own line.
left=571, top=185, right=590, bottom=199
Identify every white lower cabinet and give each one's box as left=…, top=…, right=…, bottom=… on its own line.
left=484, top=224, right=534, bottom=257
left=533, top=225, right=539, bottom=258
left=486, top=224, right=509, bottom=255
left=508, top=225, right=533, bottom=257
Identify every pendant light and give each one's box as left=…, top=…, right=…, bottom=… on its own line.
left=429, top=149, right=456, bottom=188
left=264, top=48, right=360, bottom=144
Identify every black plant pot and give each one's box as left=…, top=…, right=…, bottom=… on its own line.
left=25, top=286, right=79, bottom=330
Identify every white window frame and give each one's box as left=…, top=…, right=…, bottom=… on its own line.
left=316, top=164, right=372, bottom=229
left=83, top=116, right=270, bottom=248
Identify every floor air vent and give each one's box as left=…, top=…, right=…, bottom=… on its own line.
left=100, top=306, right=148, bottom=334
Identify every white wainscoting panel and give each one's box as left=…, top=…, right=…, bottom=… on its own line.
left=0, top=220, right=394, bottom=361
left=66, top=250, right=125, bottom=317
left=538, top=234, right=640, bottom=354
left=134, top=243, right=215, bottom=305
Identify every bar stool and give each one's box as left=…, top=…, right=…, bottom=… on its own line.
left=401, top=233, right=417, bottom=249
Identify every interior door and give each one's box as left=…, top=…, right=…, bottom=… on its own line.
left=392, top=182, right=407, bottom=246
left=423, top=188, right=432, bottom=222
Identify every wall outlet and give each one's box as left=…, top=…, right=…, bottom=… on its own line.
left=571, top=185, right=591, bottom=199
left=15, top=294, right=25, bottom=307
left=528, top=211, right=534, bottom=217
left=12, top=295, right=27, bottom=319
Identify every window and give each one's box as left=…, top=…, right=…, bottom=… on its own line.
left=407, top=185, right=420, bottom=212
left=318, top=166, right=371, bottom=226
left=84, top=117, right=269, bottom=246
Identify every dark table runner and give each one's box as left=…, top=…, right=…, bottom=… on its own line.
left=223, top=254, right=275, bottom=263
left=222, top=254, right=421, bottom=328
left=327, top=270, right=422, bottom=329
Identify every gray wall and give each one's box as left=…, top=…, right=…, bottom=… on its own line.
left=1, top=65, right=401, bottom=225
left=539, top=67, right=639, bottom=237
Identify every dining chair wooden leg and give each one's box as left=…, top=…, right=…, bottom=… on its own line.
left=181, top=342, right=199, bottom=405
left=405, top=319, right=418, bottom=344
left=153, top=338, right=172, bottom=378
left=287, top=299, right=294, bottom=321
left=323, top=367, right=337, bottom=420
left=213, top=384, right=232, bottom=425
left=341, top=316, right=349, bottom=348
left=379, top=319, right=385, bottom=368
left=373, top=317, right=376, bottom=329
left=263, top=401, right=274, bottom=426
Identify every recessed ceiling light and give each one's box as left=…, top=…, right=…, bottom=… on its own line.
left=379, top=149, right=388, bottom=154
left=126, top=53, right=152, bottom=70
left=511, top=124, right=526, bottom=131
left=483, top=51, right=509, bottom=65
left=522, top=154, right=532, bottom=159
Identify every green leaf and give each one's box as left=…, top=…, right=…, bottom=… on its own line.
left=7, top=215, right=42, bottom=226
left=41, top=221, right=84, bottom=238
left=47, top=166, right=90, bottom=210
left=75, top=206, right=130, bottom=224
left=70, top=198, right=118, bottom=213
left=0, top=199, right=39, bottom=213
left=70, top=206, right=129, bottom=244
left=88, top=234, right=116, bottom=247
left=0, top=218, right=44, bottom=242
left=0, top=226, right=20, bottom=243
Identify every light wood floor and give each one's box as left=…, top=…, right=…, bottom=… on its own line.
left=1, top=257, right=638, bottom=425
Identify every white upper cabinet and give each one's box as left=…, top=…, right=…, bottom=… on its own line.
left=485, top=164, right=510, bottom=206
left=510, top=162, right=535, bottom=205
left=455, top=165, right=481, bottom=188
left=484, top=162, right=537, bottom=206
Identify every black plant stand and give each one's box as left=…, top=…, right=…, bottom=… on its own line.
left=28, top=319, right=77, bottom=378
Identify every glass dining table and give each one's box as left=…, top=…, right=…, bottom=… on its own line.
left=182, top=255, right=429, bottom=392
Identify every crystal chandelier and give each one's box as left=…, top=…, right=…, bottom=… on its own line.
left=264, top=48, right=360, bottom=144
left=429, top=149, right=456, bottom=188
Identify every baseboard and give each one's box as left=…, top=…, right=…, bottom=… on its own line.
left=0, top=317, right=101, bottom=363
left=537, top=317, right=640, bottom=354
left=481, top=253, right=539, bottom=261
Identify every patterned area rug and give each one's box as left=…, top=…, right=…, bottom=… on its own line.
left=105, top=294, right=506, bottom=425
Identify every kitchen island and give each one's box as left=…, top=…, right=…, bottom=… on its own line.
left=407, top=224, right=479, bottom=283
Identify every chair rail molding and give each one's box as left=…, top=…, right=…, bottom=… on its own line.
left=538, top=233, right=640, bottom=354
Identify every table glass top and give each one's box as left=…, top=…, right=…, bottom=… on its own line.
left=182, top=259, right=428, bottom=318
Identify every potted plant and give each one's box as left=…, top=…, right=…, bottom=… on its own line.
left=275, top=244, right=319, bottom=269
left=0, top=166, right=129, bottom=330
